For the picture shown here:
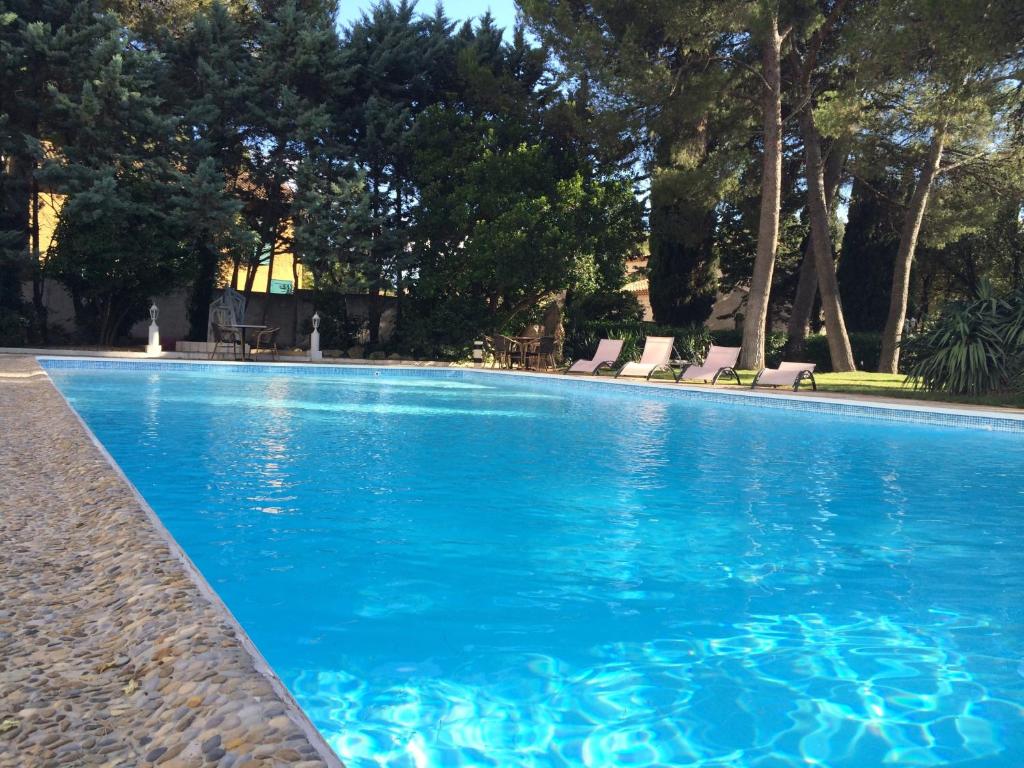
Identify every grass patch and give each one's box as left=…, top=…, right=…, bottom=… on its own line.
left=594, top=368, right=1024, bottom=409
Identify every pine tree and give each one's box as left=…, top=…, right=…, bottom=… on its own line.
left=520, top=1, right=751, bottom=329
left=341, top=0, right=438, bottom=343
left=42, top=16, right=194, bottom=344
left=853, top=0, right=1023, bottom=372
left=165, top=0, right=257, bottom=339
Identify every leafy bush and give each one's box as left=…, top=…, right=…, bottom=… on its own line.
left=801, top=333, right=885, bottom=373
left=905, top=286, right=1023, bottom=395
left=565, top=290, right=645, bottom=325
left=0, top=306, right=30, bottom=347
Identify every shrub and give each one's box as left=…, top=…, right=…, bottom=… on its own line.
left=801, top=333, right=885, bottom=373
left=565, top=290, right=645, bottom=326
left=905, top=286, right=1023, bottom=395
left=0, top=306, right=30, bottom=347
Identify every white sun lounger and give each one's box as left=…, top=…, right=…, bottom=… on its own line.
left=567, top=339, right=624, bottom=374
left=752, top=361, right=817, bottom=391
left=675, top=345, right=741, bottom=385
left=615, top=336, right=676, bottom=380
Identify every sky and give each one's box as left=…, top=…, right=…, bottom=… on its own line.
left=336, top=0, right=519, bottom=31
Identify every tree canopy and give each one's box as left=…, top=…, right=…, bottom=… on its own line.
left=0, top=0, right=1020, bottom=370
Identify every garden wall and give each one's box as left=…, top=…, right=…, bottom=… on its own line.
left=20, top=281, right=395, bottom=348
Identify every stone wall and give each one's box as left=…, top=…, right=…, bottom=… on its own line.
left=21, top=281, right=395, bottom=348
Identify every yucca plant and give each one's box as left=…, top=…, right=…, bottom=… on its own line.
left=999, top=289, right=1024, bottom=392
left=906, top=283, right=1021, bottom=395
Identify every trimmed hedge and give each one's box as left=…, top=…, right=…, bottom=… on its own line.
left=565, top=320, right=890, bottom=373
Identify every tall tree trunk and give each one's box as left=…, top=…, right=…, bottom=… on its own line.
left=187, top=241, right=219, bottom=341
left=740, top=17, right=786, bottom=370
left=785, top=137, right=848, bottom=351
left=29, top=173, right=48, bottom=343
left=368, top=275, right=382, bottom=345
left=878, top=124, right=947, bottom=374
left=786, top=242, right=818, bottom=345
left=243, top=250, right=260, bottom=298
left=0, top=154, right=31, bottom=320
left=799, top=109, right=856, bottom=371
left=291, top=258, right=302, bottom=347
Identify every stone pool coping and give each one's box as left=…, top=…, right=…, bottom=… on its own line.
left=0, top=354, right=343, bottom=767
left=39, top=354, right=1024, bottom=433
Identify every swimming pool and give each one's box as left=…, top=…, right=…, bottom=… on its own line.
left=43, top=359, right=1024, bottom=767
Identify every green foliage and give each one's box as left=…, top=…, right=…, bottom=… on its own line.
left=800, top=333, right=887, bottom=374
left=394, top=15, right=643, bottom=357
left=3, top=0, right=1021, bottom=358
left=906, top=285, right=1024, bottom=395
left=0, top=304, right=29, bottom=345
left=565, top=290, right=644, bottom=326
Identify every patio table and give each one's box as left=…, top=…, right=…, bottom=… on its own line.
left=511, top=336, right=541, bottom=369
left=229, top=324, right=267, bottom=361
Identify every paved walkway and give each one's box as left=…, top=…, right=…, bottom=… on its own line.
left=0, top=355, right=340, bottom=767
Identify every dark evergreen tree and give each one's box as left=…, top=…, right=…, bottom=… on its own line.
left=340, top=0, right=440, bottom=343
left=0, top=0, right=117, bottom=341
left=837, top=173, right=901, bottom=332
left=238, top=0, right=346, bottom=305
left=41, top=22, right=187, bottom=344
left=165, top=0, right=256, bottom=339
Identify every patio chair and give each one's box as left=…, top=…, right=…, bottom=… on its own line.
left=490, top=334, right=516, bottom=369
left=525, top=336, right=557, bottom=370
left=615, top=336, right=676, bottom=380
left=252, top=326, right=280, bottom=361
left=567, top=339, right=624, bottom=375
left=210, top=321, right=242, bottom=360
left=676, top=345, right=742, bottom=386
left=752, top=361, right=817, bottom=391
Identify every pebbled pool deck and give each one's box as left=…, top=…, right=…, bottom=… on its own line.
left=0, top=354, right=341, bottom=767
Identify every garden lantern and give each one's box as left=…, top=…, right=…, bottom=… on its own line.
left=146, top=302, right=162, bottom=356
left=310, top=311, right=323, bottom=361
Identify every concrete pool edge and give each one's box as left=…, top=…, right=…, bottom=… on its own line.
left=0, top=354, right=343, bottom=767
left=38, top=354, right=1024, bottom=433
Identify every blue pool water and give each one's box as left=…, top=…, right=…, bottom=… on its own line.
left=44, top=362, right=1024, bottom=767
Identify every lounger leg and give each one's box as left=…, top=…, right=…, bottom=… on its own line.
left=752, top=369, right=764, bottom=389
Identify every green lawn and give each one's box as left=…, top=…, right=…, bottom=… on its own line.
left=595, top=368, right=1024, bottom=409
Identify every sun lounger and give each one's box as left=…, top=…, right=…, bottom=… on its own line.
left=752, top=362, right=817, bottom=391
left=615, top=336, right=676, bottom=380
left=675, top=345, right=741, bottom=385
left=567, top=339, right=624, bottom=374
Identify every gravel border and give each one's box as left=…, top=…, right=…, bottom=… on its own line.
left=0, top=354, right=342, bottom=768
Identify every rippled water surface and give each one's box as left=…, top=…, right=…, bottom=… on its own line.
left=46, top=365, right=1024, bottom=767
